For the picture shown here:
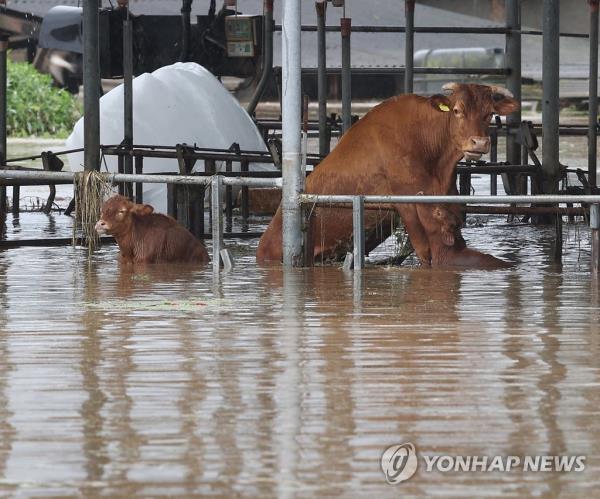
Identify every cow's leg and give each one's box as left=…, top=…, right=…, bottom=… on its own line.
left=394, top=204, right=431, bottom=265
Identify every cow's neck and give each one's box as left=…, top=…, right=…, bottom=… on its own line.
left=422, top=118, right=463, bottom=193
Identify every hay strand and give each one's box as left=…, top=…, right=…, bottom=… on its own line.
left=72, top=170, right=112, bottom=255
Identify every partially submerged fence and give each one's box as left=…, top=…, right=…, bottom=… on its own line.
left=1, top=168, right=600, bottom=275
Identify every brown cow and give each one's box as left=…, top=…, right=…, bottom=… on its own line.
left=95, top=195, right=209, bottom=264
left=257, top=83, right=519, bottom=267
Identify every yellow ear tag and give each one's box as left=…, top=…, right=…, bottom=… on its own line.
left=438, top=103, right=450, bottom=112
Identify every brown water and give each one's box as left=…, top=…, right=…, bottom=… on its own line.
left=0, top=212, right=599, bottom=498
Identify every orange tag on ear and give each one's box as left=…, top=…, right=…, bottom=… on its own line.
left=438, top=103, right=450, bottom=112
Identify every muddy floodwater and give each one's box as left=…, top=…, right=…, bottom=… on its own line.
left=0, top=211, right=599, bottom=498
left=1, top=135, right=600, bottom=497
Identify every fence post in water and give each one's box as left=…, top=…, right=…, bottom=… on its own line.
left=211, top=175, right=223, bottom=273
left=0, top=34, right=7, bottom=216
left=404, top=0, right=415, bottom=94
left=341, top=17, right=352, bottom=134
left=281, top=0, right=304, bottom=266
left=591, top=204, right=600, bottom=273
left=589, top=0, right=599, bottom=189
left=316, top=0, right=329, bottom=157
left=83, top=0, right=101, bottom=171
left=505, top=0, right=522, bottom=179
left=123, top=8, right=134, bottom=199
left=353, top=196, right=365, bottom=270
left=542, top=0, right=560, bottom=196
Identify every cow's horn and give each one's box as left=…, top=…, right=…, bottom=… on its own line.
left=489, top=85, right=514, bottom=99
left=442, top=82, right=459, bottom=94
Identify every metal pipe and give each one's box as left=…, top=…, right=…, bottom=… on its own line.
left=211, top=175, right=223, bottom=273
left=281, top=0, right=303, bottom=266
left=179, top=0, right=192, bottom=62
left=341, top=17, right=352, bottom=134
left=316, top=0, right=329, bottom=157
left=352, top=196, right=365, bottom=270
left=404, top=0, right=415, bottom=94
left=542, top=0, right=560, bottom=194
left=83, top=0, right=101, bottom=171
left=134, top=155, right=143, bottom=203
left=589, top=0, right=599, bottom=188
left=506, top=0, right=522, bottom=178
left=123, top=12, right=134, bottom=198
left=247, top=0, right=274, bottom=115
left=592, top=204, right=600, bottom=272
left=0, top=170, right=282, bottom=188
left=299, top=193, right=600, bottom=204
left=0, top=35, right=7, bottom=215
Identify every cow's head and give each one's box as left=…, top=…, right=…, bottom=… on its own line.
left=431, top=83, right=519, bottom=161
left=95, top=195, right=154, bottom=236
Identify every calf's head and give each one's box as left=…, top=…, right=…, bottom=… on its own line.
left=431, top=83, right=519, bottom=161
left=95, top=195, right=153, bottom=236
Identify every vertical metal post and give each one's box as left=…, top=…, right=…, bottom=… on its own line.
left=281, top=0, right=303, bottom=266
left=506, top=0, right=522, bottom=175
left=83, top=0, right=101, bottom=171
left=225, top=159, right=233, bottom=231
left=542, top=0, right=560, bottom=194
left=490, top=124, right=498, bottom=195
left=241, top=160, right=249, bottom=228
left=589, top=0, right=599, bottom=188
left=404, top=0, right=415, bottom=94
left=247, top=0, right=274, bottom=115
left=352, top=196, right=365, bottom=270
left=211, top=175, right=223, bottom=273
left=123, top=10, right=134, bottom=198
left=0, top=35, right=7, bottom=215
left=341, top=17, right=352, bottom=134
left=134, top=155, right=143, bottom=204
left=316, top=0, right=329, bottom=156
left=591, top=203, right=600, bottom=273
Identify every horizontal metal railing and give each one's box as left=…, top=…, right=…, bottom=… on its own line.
left=299, top=193, right=600, bottom=271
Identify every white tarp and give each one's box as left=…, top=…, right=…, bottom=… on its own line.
left=66, top=62, right=272, bottom=212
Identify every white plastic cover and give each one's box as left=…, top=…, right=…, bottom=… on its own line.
left=66, top=62, right=272, bottom=212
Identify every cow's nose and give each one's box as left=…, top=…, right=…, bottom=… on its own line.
left=468, top=136, right=490, bottom=153
left=94, top=220, right=107, bottom=233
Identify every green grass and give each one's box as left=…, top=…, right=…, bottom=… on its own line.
left=7, top=57, right=81, bottom=138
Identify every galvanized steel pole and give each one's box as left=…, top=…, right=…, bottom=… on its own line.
left=542, top=0, right=560, bottom=194
left=352, top=196, right=365, bottom=269
left=404, top=0, right=415, bottom=94
left=0, top=35, right=7, bottom=214
left=281, top=0, right=304, bottom=266
left=592, top=204, right=600, bottom=272
left=83, top=0, right=101, bottom=171
left=316, top=0, right=329, bottom=156
left=589, top=0, right=599, bottom=188
left=506, top=0, right=522, bottom=178
left=341, top=17, right=352, bottom=134
left=123, top=9, right=134, bottom=197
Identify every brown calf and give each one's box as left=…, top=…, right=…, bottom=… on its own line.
left=95, top=195, right=209, bottom=264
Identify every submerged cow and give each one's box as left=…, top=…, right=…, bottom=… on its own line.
left=257, top=83, right=519, bottom=267
left=95, top=195, right=209, bottom=264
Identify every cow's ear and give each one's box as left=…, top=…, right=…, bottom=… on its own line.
left=132, top=204, right=154, bottom=216
left=493, top=96, right=520, bottom=116
left=429, top=94, right=452, bottom=113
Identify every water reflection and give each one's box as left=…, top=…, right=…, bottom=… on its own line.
left=0, top=242, right=599, bottom=496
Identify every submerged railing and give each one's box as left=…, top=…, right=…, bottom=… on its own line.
left=1, top=169, right=600, bottom=274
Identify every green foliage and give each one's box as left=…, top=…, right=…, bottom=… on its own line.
left=7, top=57, right=81, bottom=137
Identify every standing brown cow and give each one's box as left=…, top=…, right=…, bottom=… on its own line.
left=95, top=195, right=209, bottom=264
left=257, top=83, right=519, bottom=267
